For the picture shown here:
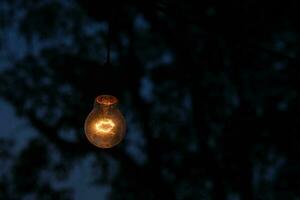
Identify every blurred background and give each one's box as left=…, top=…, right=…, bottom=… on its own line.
left=0, top=0, right=299, bottom=199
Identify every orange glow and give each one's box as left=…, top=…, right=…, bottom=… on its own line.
left=95, top=118, right=115, bottom=133
left=84, top=95, right=126, bottom=148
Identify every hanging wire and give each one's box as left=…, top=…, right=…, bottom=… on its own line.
left=106, top=20, right=111, bottom=65
left=106, top=8, right=113, bottom=65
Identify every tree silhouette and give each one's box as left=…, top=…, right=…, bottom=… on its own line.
left=0, top=0, right=299, bottom=199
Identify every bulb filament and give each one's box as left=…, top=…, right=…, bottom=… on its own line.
left=95, top=118, right=115, bottom=134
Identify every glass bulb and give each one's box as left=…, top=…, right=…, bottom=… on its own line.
left=84, top=95, right=126, bottom=148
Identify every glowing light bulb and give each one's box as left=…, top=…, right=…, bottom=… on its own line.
left=84, top=95, right=126, bottom=148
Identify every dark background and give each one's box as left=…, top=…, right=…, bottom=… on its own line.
left=0, top=0, right=299, bottom=199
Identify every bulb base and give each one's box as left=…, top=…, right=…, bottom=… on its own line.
left=96, top=95, right=118, bottom=106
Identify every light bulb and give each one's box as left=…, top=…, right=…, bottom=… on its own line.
left=84, top=95, right=126, bottom=148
